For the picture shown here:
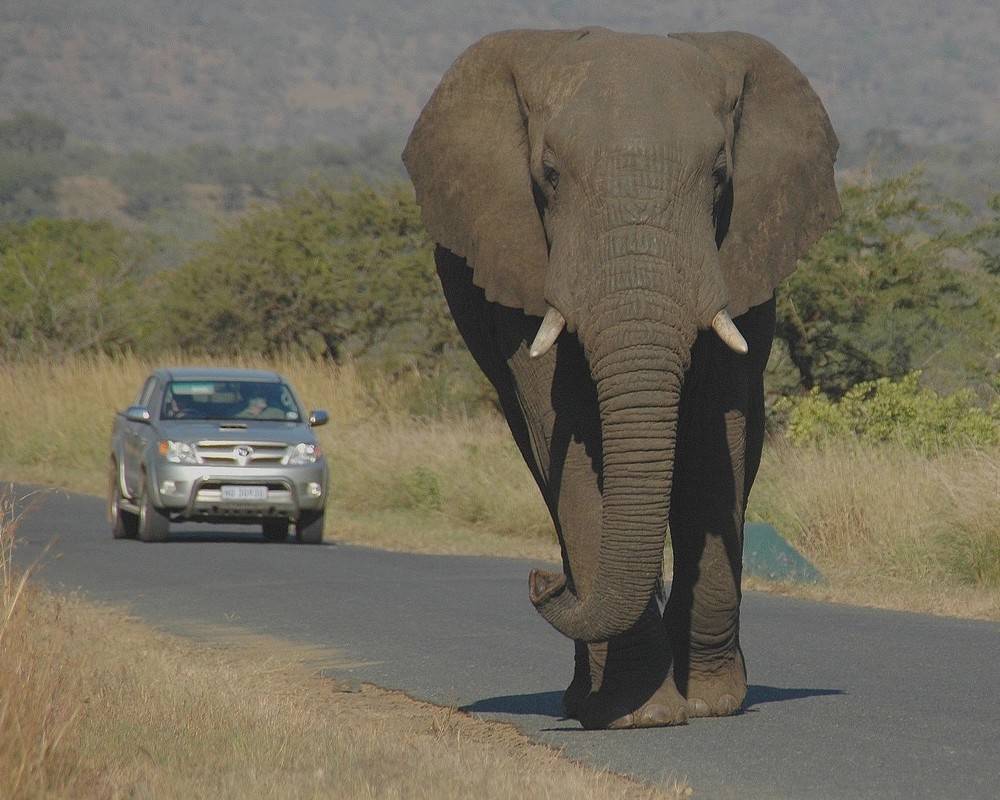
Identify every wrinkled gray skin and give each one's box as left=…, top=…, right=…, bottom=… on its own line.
left=403, top=28, right=839, bottom=729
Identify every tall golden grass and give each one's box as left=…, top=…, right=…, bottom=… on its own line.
left=0, top=493, right=86, bottom=797
left=748, top=440, right=1000, bottom=617
left=0, top=352, right=555, bottom=557
left=0, top=489, right=690, bottom=799
left=0, top=352, right=997, bottom=616
left=751, top=442, right=999, bottom=581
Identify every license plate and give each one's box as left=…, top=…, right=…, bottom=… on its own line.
left=221, top=485, right=268, bottom=501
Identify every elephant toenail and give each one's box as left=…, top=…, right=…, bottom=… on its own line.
left=716, top=694, right=739, bottom=714
left=640, top=704, right=670, bottom=726
left=608, top=712, right=634, bottom=730
left=688, top=698, right=709, bottom=716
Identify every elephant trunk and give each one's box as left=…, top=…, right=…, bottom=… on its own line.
left=529, top=286, right=697, bottom=642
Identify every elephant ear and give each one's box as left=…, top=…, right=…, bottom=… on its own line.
left=403, top=31, right=569, bottom=318
left=671, top=32, right=840, bottom=318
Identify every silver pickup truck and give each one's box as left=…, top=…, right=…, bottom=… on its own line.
left=109, top=367, right=329, bottom=543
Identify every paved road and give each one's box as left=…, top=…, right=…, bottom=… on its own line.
left=9, top=484, right=1000, bottom=799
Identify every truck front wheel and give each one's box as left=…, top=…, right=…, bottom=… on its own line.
left=296, top=510, right=325, bottom=544
left=138, top=474, right=170, bottom=542
left=108, top=459, right=138, bottom=540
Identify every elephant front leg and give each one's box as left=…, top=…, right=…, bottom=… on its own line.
left=571, top=599, right=688, bottom=729
left=539, top=391, right=686, bottom=729
left=664, top=303, right=771, bottom=718
left=502, top=323, right=685, bottom=728
left=664, top=492, right=749, bottom=718
left=663, top=347, right=752, bottom=716
left=436, top=253, right=687, bottom=729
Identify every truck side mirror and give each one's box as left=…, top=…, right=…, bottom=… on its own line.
left=308, top=410, right=329, bottom=427
left=125, top=405, right=152, bottom=423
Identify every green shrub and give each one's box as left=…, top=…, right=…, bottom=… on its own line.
left=0, top=219, right=153, bottom=356
left=942, top=527, right=1000, bottom=588
left=0, top=153, right=59, bottom=222
left=397, top=467, right=444, bottom=512
left=0, top=112, right=66, bottom=153
left=110, top=152, right=186, bottom=219
left=776, top=371, right=999, bottom=452
left=157, top=183, right=460, bottom=363
left=775, top=171, right=1000, bottom=397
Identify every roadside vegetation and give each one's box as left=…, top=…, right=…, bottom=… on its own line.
left=0, top=497, right=689, bottom=799
left=3, top=169, right=997, bottom=389
left=0, top=353, right=996, bottom=619
left=0, top=159, right=997, bottom=619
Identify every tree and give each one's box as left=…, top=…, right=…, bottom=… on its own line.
left=0, top=112, right=67, bottom=153
left=110, top=152, right=186, bottom=219
left=158, top=183, right=460, bottom=363
left=0, top=219, right=152, bottom=356
left=0, top=154, right=58, bottom=223
left=971, top=194, right=1000, bottom=277
left=775, top=171, right=1000, bottom=397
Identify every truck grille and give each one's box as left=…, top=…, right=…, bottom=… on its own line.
left=194, top=441, right=289, bottom=465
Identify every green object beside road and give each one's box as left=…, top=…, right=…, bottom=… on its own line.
left=743, top=523, right=823, bottom=583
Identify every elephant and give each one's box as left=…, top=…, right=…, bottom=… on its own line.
left=402, top=27, right=839, bottom=729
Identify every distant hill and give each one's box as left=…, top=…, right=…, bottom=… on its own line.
left=1, top=0, right=997, bottom=155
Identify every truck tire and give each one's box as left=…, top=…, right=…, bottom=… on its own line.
left=138, top=474, right=170, bottom=542
left=108, top=459, right=138, bottom=540
left=262, top=518, right=289, bottom=542
left=295, top=510, right=325, bottom=544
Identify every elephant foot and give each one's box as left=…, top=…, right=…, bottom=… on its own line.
left=682, top=650, right=747, bottom=718
left=563, top=641, right=596, bottom=719
left=563, top=671, right=590, bottom=719
left=577, top=674, right=688, bottom=730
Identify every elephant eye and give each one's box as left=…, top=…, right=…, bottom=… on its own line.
left=543, top=163, right=560, bottom=190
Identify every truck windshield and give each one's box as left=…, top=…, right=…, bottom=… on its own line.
left=161, top=381, right=302, bottom=421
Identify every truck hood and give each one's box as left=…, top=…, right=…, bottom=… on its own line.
left=153, top=420, right=318, bottom=445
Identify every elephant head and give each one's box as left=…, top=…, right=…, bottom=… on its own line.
left=403, top=29, right=839, bottom=642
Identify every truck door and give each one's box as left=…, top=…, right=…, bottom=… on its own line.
left=124, top=376, right=158, bottom=496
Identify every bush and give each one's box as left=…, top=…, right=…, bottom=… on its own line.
left=748, top=440, right=1000, bottom=595
left=775, top=371, right=999, bottom=452
left=157, top=182, right=461, bottom=364
left=0, top=112, right=66, bottom=153
left=945, top=526, right=1000, bottom=588
left=0, top=219, right=154, bottom=356
left=0, top=153, right=59, bottom=222
left=397, top=466, right=444, bottom=511
left=774, top=171, right=1000, bottom=397
left=110, top=152, right=187, bottom=219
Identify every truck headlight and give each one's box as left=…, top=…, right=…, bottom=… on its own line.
left=286, top=443, right=320, bottom=465
left=159, top=440, right=198, bottom=465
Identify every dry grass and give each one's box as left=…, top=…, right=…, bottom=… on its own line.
left=1, top=492, right=87, bottom=798
left=0, top=491, right=690, bottom=800
left=0, top=352, right=556, bottom=558
left=332, top=412, right=555, bottom=557
left=0, top=352, right=997, bottom=619
left=748, top=440, right=1000, bottom=618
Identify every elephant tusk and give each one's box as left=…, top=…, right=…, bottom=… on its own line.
left=529, top=307, right=566, bottom=358
left=712, top=310, right=749, bottom=355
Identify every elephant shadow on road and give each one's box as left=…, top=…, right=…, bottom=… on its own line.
left=462, top=684, right=845, bottom=722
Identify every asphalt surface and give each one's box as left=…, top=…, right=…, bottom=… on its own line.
left=9, top=483, right=1000, bottom=799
